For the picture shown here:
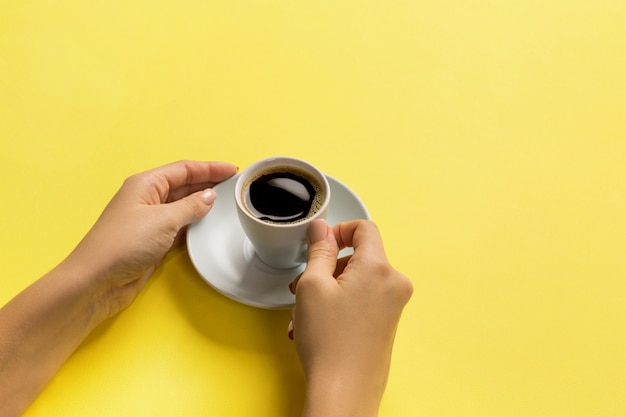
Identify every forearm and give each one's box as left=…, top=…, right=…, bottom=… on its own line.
left=0, top=260, right=108, bottom=417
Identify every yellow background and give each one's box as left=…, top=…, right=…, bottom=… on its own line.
left=1, top=0, right=625, bottom=416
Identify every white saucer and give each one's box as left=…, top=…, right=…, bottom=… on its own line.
left=187, top=173, right=370, bottom=309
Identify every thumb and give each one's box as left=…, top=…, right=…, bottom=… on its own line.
left=168, top=188, right=217, bottom=228
left=304, top=219, right=339, bottom=278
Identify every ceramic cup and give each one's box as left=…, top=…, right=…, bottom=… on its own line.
left=235, top=156, right=331, bottom=269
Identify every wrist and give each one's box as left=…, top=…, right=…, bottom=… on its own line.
left=303, top=364, right=385, bottom=417
left=53, top=255, right=116, bottom=328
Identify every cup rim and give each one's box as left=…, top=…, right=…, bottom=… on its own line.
left=235, top=156, right=331, bottom=227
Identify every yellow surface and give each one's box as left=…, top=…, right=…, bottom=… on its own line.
left=1, top=0, right=625, bottom=416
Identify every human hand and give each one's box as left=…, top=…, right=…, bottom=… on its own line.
left=67, top=160, right=238, bottom=320
left=289, top=219, right=413, bottom=417
left=1, top=160, right=238, bottom=416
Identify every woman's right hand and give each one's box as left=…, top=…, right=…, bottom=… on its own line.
left=289, top=219, right=413, bottom=417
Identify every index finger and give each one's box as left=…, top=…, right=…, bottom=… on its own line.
left=131, top=160, right=238, bottom=203
left=332, top=220, right=387, bottom=260
left=151, top=160, right=238, bottom=189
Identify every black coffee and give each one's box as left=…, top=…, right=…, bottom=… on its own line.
left=243, top=167, right=324, bottom=224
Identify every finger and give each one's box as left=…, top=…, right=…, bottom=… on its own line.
left=166, top=187, right=218, bottom=230
left=332, top=220, right=387, bottom=260
left=166, top=181, right=220, bottom=203
left=287, top=320, right=294, bottom=340
left=289, top=272, right=303, bottom=294
left=159, top=160, right=238, bottom=188
left=287, top=308, right=295, bottom=340
left=170, top=226, right=189, bottom=249
left=290, top=253, right=350, bottom=294
left=300, top=219, right=339, bottom=283
left=334, top=255, right=351, bottom=276
left=138, top=160, right=237, bottom=202
left=292, top=256, right=349, bottom=286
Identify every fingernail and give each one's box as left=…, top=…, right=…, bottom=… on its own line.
left=201, top=189, right=216, bottom=204
left=309, top=219, right=327, bottom=243
left=287, top=321, right=294, bottom=340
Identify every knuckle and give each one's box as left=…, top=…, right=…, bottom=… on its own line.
left=308, top=243, right=337, bottom=262
left=294, top=272, right=324, bottom=294
left=122, top=172, right=142, bottom=187
left=357, top=219, right=381, bottom=237
left=368, top=259, right=413, bottom=304
left=393, top=272, right=414, bottom=303
left=368, top=256, right=394, bottom=276
left=362, top=219, right=380, bottom=232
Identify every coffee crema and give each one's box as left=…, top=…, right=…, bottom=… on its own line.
left=242, top=166, right=325, bottom=224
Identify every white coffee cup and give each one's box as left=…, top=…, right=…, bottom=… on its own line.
left=235, top=156, right=331, bottom=269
